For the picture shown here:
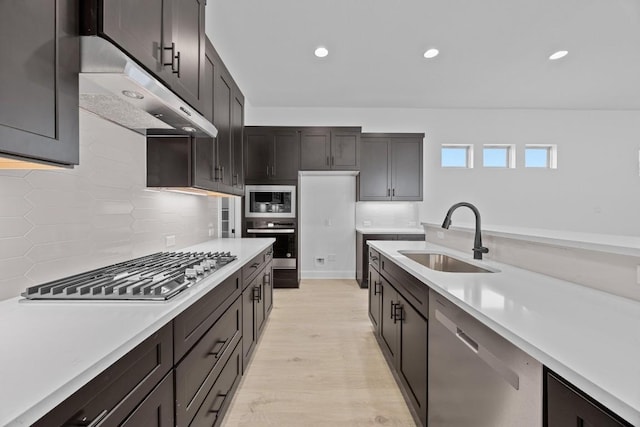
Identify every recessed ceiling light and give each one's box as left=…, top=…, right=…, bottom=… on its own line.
left=182, top=126, right=197, bottom=133
left=549, top=50, right=568, bottom=60
left=314, top=47, right=329, bottom=58
left=122, top=90, right=144, bottom=99
left=423, top=48, right=439, bottom=59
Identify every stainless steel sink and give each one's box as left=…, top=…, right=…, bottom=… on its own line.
left=399, top=251, right=496, bottom=273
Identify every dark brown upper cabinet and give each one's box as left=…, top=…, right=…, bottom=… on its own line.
left=244, top=127, right=300, bottom=184
left=299, top=127, right=361, bottom=171
left=207, top=39, right=244, bottom=195
left=358, top=133, right=424, bottom=201
left=84, top=0, right=206, bottom=113
left=0, top=0, right=79, bottom=166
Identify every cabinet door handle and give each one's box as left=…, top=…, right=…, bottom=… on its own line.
left=163, top=42, right=177, bottom=70
left=208, top=339, right=228, bottom=358
left=456, top=327, right=479, bottom=352
left=221, top=166, right=225, bottom=182
left=263, top=272, right=271, bottom=285
left=326, top=156, right=330, bottom=166
left=331, top=156, right=334, bottom=166
left=370, top=255, right=378, bottom=262
left=174, top=50, right=181, bottom=77
left=387, top=188, right=390, bottom=197
left=394, top=304, right=404, bottom=323
left=374, top=281, right=381, bottom=296
left=390, top=301, right=396, bottom=320
left=233, top=173, right=238, bottom=186
left=271, top=165, right=276, bottom=176
left=392, top=188, right=395, bottom=197
left=208, top=393, right=228, bottom=413
left=250, top=262, right=260, bottom=269
left=266, top=165, right=270, bottom=176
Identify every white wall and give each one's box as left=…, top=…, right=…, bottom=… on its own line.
left=299, top=175, right=356, bottom=278
left=0, top=111, right=219, bottom=301
left=247, top=107, right=640, bottom=237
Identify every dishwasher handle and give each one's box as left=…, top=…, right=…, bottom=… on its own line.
left=456, top=327, right=479, bottom=353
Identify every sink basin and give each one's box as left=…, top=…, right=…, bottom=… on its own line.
left=399, top=251, right=496, bottom=273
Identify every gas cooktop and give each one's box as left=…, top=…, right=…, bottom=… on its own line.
left=22, top=251, right=237, bottom=301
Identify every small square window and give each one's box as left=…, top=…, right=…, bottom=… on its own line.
left=483, top=146, right=513, bottom=168
left=525, top=145, right=557, bottom=168
left=441, top=145, right=472, bottom=168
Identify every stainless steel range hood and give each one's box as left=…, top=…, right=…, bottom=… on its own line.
left=79, top=37, right=217, bottom=138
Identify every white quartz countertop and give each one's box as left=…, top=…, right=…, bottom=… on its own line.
left=368, top=240, right=640, bottom=426
left=0, top=238, right=274, bottom=427
left=356, top=227, right=425, bottom=234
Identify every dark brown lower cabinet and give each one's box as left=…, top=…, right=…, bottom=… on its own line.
left=118, top=372, right=174, bottom=427
left=33, top=324, right=173, bottom=426
left=546, top=370, right=632, bottom=427
left=368, top=265, right=381, bottom=330
left=371, top=260, right=428, bottom=426
left=175, top=297, right=242, bottom=426
left=189, top=341, right=243, bottom=427
left=242, top=261, right=271, bottom=370
left=35, top=245, right=274, bottom=427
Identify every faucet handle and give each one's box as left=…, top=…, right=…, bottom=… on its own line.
left=473, top=246, right=489, bottom=254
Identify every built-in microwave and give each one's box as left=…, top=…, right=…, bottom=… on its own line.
left=245, top=185, right=296, bottom=218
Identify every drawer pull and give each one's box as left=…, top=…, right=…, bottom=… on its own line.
left=253, top=285, right=262, bottom=301
left=208, top=393, right=228, bottom=414
left=66, top=409, right=108, bottom=427
left=250, top=262, right=260, bottom=269
left=370, top=255, right=378, bottom=262
left=208, top=339, right=228, bottom=358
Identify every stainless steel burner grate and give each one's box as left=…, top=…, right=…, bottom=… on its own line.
left=22, top=251, right=237, bottom=301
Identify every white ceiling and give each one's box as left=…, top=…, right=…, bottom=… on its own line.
left=207, top=0, right=640, bottom=110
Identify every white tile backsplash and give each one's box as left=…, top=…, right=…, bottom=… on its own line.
left=355, top=202, right=420, bottom=228
left=0, top=110, right=219, bottom=301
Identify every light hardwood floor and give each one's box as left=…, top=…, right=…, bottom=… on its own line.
left=221, top=279, right=416, bottom=427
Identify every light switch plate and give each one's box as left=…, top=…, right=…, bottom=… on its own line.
left=165, top=235, right=176, bottom=247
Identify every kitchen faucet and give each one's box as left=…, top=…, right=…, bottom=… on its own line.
left=441, top=202, right=489, bottom=260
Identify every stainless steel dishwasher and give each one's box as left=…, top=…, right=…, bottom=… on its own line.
left=428, top=289, right=543, bottom=426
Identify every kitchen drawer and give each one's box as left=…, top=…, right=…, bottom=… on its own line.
left=33, top=323, right=173, bottom=427
left=242, top=247, right=272, bottom=289
left=175, top=296, right=242, bottom=427
left=396, top=234, right=425, bottom=241
left=546, top=370, right=632, bottom=427
left=116, top=371, right=174, bottom=426
left=369, top=247, right=381, bottom=271
left=190, top=341, right=243, bottom=427
left=380, top=255, right=428, bottom=319
left=174, top=270, right=241, bottom=361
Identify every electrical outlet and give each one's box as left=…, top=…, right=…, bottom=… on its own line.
left=363, top=220, right=372, bottom=227
left=325, top=218, right=332, bottom=227
left=165, top=235, right=176, bottom=247
left=208, top=228, right=214, bottom=237
left=315, top=257, right=325, bottom=266
left=328, top=254, right=336, bottom=262
left=437, top=231, right=444, bottom=239
left=408, top=221, right=417, bottom=227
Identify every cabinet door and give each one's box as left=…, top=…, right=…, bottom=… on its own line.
left=368, top=267, right=381, bottom=331
left=330, top=129, right=360, bottom=170
left=241, top=286, right=256, bottom=371
left=255, top=281, right=266, bottom=336
left=119, top=373, right=174, bottom=427
left=547, top=372, right=629, bottom=427
left=300, top=128, right=331, bottom=170
left=245, top=129, right=273, bottom=183
left=359, top=136, right=391, bottom=200
left=391, top=137, right=423, bottom=201
left=379, top=277, right=399, bottom=361
left=214, top=63, right=233, bottom=192
left=398, top=296, right=428, bottom=427
left=168, top=0, right=205, bottom=112
left=273, top=129, right=300, bottom=180
left=231, top=91, right=245, bottom=192
left=264, top=263, right=274, bottom=316
left=0, top=0, right=79, bottom=165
